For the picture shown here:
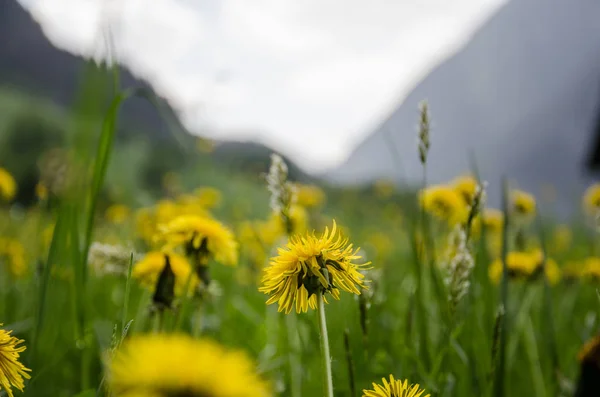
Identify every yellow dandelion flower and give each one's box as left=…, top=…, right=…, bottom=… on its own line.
left=0, top=168, right=16, bottom=202
left=488, top=251, right=538, bottom=284
left=135, top=208, right=156, bottom=245
left=158, top=215, right=238, bottom=267
left=294, top=183, right=325, bottom=208
left=174, top=195, right=213, bottom=218
left=133, top=251, right=199, bottom=297
left=155, top=200, right=182, bottom=222
left=108, top=334, right=271, bottom=397
left=0, top=238, right=27, bottom=278
left=259, top=221, right=369, bottom=314
left=0, top=324, right=31, bottom=397
left=581, top=257, right=600, bottom=280
left=583, top=183, right=600, bottom=215
left=105, top=204, right=131, bottom=225
left=194, top=187, right=223, bottom=209
left=452, top=174, right=478, bottom=205
left=488, top=249, right=559, bottom=284
left=362, top=375, right=430, bottom=397
left=482, top=209, right=504, bottom=234
left=578, top=334, right=600, bottom=364
left=419, top=185, right=467, bottom=225
left=510, top=190, right=536, bottom=220
left=544, top=257, right=561, bottom=285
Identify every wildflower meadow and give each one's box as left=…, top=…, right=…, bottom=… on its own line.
left=2, top=66, right=600, bottom=397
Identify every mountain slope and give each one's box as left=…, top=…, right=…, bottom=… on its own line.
left=0, top=0, right=181, bottom=138
left=328, top=0, right=600, bottom=212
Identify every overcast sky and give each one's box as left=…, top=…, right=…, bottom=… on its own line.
left=18, top=0, right=506, bottom=172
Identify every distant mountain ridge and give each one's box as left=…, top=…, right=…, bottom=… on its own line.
left=1, top=1, right=298, bottom=176
left=327, top=0, right=600, bottom=213
left=0, top=0, right=178, bottom=137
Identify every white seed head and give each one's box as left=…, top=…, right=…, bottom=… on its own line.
left=266, top=153, right=295, bottom=215
left=443, top=225, right=475, bottom=310
left=88, top=242, right=139, bottom=276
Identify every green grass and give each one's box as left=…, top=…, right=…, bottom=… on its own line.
left=0, top=64, right=598, bottom=397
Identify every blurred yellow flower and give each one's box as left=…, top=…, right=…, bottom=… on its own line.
left=580, top=257, right=600, bottom=280
left=194, top=187, right=223, bottom=209
left=488, top=249, right=559, bottom=285
left=482, top=209, right=504, bottom=234
left=105, top=204, right=131, bottom=225
left=510, top=190, right=536, bottom=220
left=135, top=198, right=213, bottom=247
left=273, top=204, right=308, bottom=236
left=373, top=179, right=395, bottom=199
left=452, top=174, right=478, bottom=205
left=259, top=221, right=369, bottom=314
left=549, top=224, right=572, bottom=254
left=0, top=324, right=31, bottom=397
left=366, top=232, right=393, bottom=260
left=133, top=251, right=199, bottom=297
left=583, top=183, right=600, bottom=215
left=544, top=257, right=561, bottom=285
left=175, top=196, right=214, bottom=219
left=294, top=183, right=325, bottom=208
left=108, top=334, right=271, bottom=397
left=362, top=375, right=430, bottom=397
left=488, top=251, right=539, bottom=284
left=158, top=215, right=238, bottom=267
left=419, top=185, right=467, bottom=225
left=135, top=208, right=156, bottom=245
left=0, top=168, right=16, bottom=202
left=238, top=222, right=271, bottom=269
left=578, top=334, right=600, bottom=364
left=0, top=238, right=27, bottom=277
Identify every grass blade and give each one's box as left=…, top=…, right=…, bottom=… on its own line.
left=536, top=215, right=559, bottom=394
left=493, top=177, right=510, bottom=397
left=30, top=207, right=66, bottom=363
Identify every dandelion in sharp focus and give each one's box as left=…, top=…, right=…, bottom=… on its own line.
left=259, top=221, right=369, bottom=314
left=107, top=334, right=271, bottom=397
left=0, top=324, right=31, bottom=397
left=362, top=375, right=430, bottom=397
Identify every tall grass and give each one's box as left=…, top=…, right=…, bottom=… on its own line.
left=0, top=61, right=596, bottom=397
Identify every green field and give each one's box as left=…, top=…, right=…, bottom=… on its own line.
left=0, top=65, right=599, bottom=397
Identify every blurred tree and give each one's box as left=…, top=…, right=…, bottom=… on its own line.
left=0, top=110, right=65, bottom=205
left=140, top=141, right=188, bottom=196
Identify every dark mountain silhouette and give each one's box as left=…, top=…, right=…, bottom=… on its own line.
left=0, top=0, right=183, bottom=139
left=327, top=0, right=600, bottom=214
left=0, top=1, right=294, bottom=177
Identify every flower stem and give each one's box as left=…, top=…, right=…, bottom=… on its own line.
left=317, top=291, right=334, bottom=397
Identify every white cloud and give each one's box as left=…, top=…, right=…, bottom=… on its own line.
left=18, top=0, right=506, bottom=172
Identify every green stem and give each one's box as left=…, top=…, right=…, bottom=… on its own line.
left=317, top=291, right=334, bottom=397
left=286, top=313, right=302, bottom=397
